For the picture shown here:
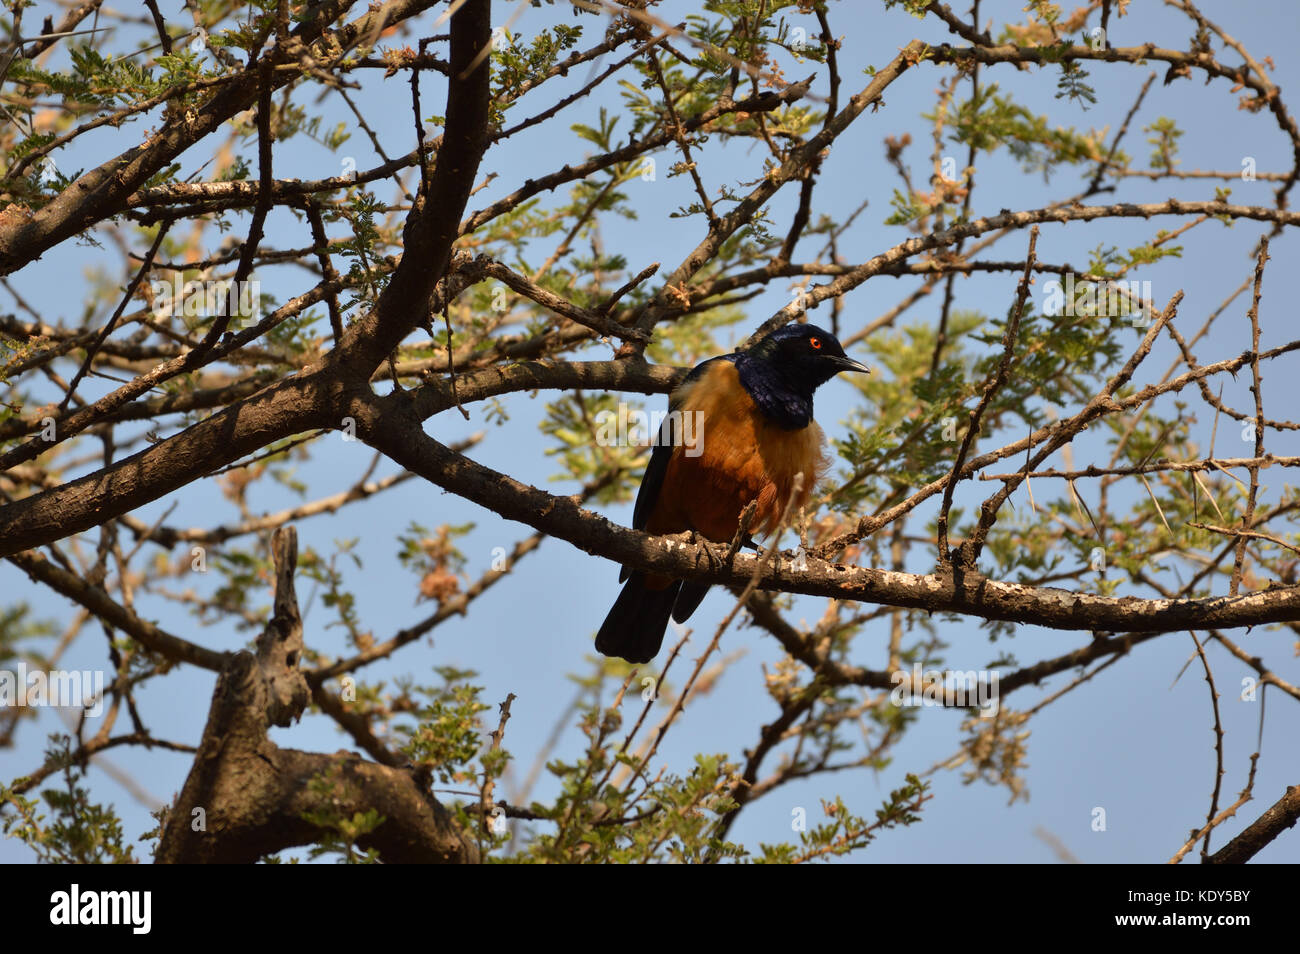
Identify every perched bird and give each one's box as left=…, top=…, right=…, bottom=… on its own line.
left=595, top=322, right=870, bottom=663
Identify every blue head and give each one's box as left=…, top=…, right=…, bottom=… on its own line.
left=734, top=323, right=870, bottom=429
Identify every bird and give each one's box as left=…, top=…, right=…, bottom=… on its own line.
left=595, top=322, right=870, bottom=663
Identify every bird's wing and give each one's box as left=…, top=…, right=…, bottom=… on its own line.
left=631, top=355, right=733, bottom=532
left=632, top=440, right=673, bottom=532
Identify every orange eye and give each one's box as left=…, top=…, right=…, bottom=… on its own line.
left=810, top=337, right=822, bottom=350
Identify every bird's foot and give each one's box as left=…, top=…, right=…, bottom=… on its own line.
left=688, top=530, right=727, bottom=573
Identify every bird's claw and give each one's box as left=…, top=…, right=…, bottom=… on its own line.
left=690, top=531, right=726, bottom=572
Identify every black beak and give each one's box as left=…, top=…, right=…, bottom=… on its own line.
left=829, top=354, right=871, bottom=375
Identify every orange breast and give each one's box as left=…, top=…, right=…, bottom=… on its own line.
left=645, top=361, right=829, bottom=543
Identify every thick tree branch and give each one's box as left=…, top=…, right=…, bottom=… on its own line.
left=1206, top=784, right=1300, bottom=864
left=355, top=392, right=1300, bottom=638
left=156, top=524, right=474, bottom=863
left=0, top=0, right=419, bottom=274
left=337, top=0, right=493, bottom=375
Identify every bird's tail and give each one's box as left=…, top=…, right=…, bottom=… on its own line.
left=594, top=572, right=682, bottom=664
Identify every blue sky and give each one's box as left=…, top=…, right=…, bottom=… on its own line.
left=3, top=0, right=1299, bottom=863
